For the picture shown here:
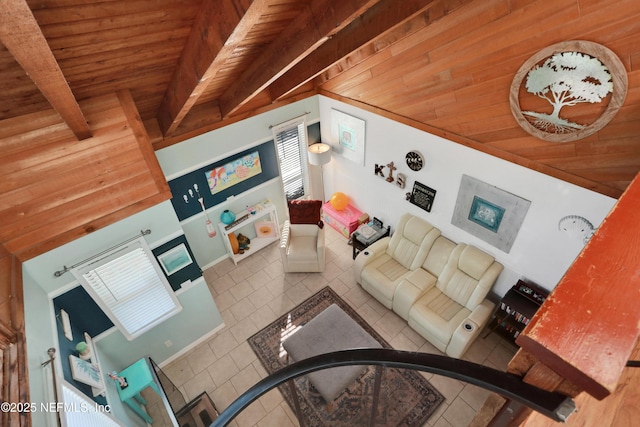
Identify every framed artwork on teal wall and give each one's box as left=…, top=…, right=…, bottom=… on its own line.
left=157, top=243, right=193, bottom=276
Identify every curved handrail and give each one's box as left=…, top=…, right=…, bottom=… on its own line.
left=211, top=348, right=575, bottom=426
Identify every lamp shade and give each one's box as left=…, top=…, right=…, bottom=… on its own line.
left=308, top=143, right=332, bottom=166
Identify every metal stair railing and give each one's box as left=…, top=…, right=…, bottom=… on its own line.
left=211, top=348, right=576, bottom=427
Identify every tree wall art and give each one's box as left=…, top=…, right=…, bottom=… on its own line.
left=510, top=40, right=627, bottom=142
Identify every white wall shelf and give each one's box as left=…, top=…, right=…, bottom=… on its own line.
left=218, top=203, right=280, bottom=265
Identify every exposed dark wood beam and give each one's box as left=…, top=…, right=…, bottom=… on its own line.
left=218, top=0, right=381, bottom=119
left=0, top=0, right=91, bottom=140
left=156, top=0, right=273, bottom=137
left=270, top=0, right=438, bottom=100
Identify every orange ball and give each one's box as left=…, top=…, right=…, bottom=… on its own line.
left=329, top=192, right=349, bottom=211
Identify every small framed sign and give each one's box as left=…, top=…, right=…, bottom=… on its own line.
left=409, top=181, right=436, bottom=212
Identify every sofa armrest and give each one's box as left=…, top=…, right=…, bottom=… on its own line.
left=393, top=269, right=437, bottom=320
left=316, top=226, right=325, bottom=266
left=446, top=299, right=494, bottom=358
left=467, top=299, right=494, bottom=327
left=352, top=236, right=390, bottom=282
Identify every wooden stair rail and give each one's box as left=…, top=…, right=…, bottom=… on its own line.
left=0, top=255, right=30, bottom=427
left=490, top=172, right=640, bottom=426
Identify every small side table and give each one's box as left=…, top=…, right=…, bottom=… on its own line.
left=117, top=358, right=162, bottom=424
left=350, top=223, right=390, bottom=259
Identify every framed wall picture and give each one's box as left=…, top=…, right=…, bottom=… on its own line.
left=468, top=196, right=505, bottom=232
left=157, top=243, right=193, bottom=276
left=69, top=355, right=103, bottom=389
left=205, top=150, right=262, bottom=195
left=330, top=109, right=366, bottom=166
left=451, top=175, right=531, bottom=253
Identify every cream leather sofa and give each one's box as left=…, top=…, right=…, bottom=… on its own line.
left=354, top=213, right=503, bottom=358
left=352, top=213, right=440, bottom=309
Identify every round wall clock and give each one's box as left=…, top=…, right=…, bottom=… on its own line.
left=405, top=151, right=424, bottom=171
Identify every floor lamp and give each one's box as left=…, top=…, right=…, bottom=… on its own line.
left=308, top=143, right=332, bottom=202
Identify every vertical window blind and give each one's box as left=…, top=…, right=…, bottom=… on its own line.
left=71, top=237, right=181, bottom=341
left=273, top=118, right=309, bottom=200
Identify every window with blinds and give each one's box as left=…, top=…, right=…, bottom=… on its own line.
left=273, top=118, right=309, bottom=200
left=71, top=237, right=182, bottom=341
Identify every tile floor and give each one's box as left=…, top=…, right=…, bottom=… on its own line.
left=144, top=226, right=517, bottom=427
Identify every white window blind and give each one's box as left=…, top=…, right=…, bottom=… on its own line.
left=61, top=382, right=124, bottom=427
left=71, top=237, right=181, bottom=341
left=273, top=118, right=309, bottom=200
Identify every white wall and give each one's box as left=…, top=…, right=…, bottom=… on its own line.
left=155, top=97, right=321, bottom=268
left=318, top=96, right=616, bottom=295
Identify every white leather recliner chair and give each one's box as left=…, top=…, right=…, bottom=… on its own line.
left=407, top=244, right=503, bottom=358
left=353, top=213, right=440, bottom=309
left=280, top=200, right=325, bottom=273
left=280, top=220, right=325, bottom=272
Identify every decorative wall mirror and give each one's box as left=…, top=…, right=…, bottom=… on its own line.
left=510, top=40, right=627, bottom=142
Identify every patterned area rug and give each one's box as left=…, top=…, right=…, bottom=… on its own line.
left=248, top=286, right=445, bottom=426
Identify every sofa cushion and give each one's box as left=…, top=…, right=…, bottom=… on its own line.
left=441, top=270, right=479, bottom=308
left=422, top=236, right=456, bottom=277
left=458, top=245, right=494, bottom=280
left=377, top=258, right=410, bottom=282
left=360, top=254, right=410, bottom=308
left=408, top=287, right=471, bottom=348
left=286, top=235, right=318, bottom=262
left=386, top=214, right=440, bottom=270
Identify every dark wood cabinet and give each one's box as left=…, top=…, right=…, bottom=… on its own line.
left=487, top=280, right=549, bottom=345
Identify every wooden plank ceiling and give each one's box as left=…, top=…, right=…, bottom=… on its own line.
left=1, top=2, right=639, bottom=423
left=0, top=0, right=639, bottom=211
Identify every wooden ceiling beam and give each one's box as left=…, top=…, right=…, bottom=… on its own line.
left=218, top=0, right=381, bottom=119
left=156, top=0, right=272, bottom=137
left=0, top=0, right=91, bottom=140
left=270, top=0, right=438, bottom=101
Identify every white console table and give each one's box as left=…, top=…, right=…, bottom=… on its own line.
left=218, top=203, right=280, bottom=265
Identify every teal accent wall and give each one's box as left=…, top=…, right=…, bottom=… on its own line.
left=168, top=140, right=280, bottom=221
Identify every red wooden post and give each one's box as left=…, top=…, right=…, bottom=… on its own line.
left=485, top=172, right=640, bottom=426
left=517, top=172, right=640, bottom=400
